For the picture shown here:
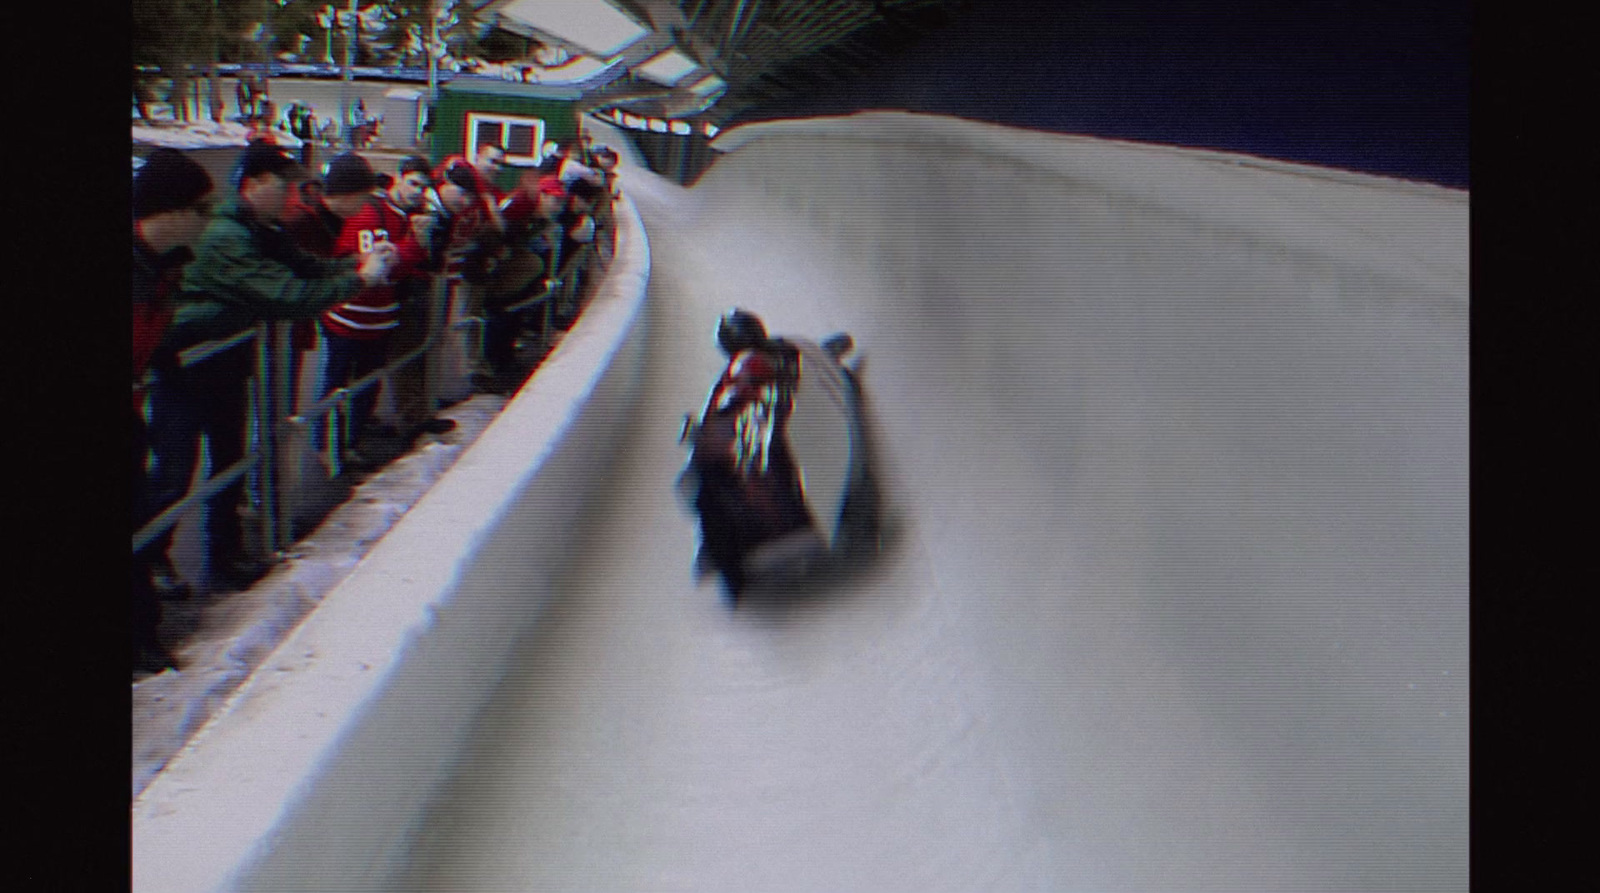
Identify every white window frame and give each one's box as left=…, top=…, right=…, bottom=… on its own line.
left=465, top=112, right=547, bottom=167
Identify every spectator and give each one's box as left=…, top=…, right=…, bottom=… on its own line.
left=316, top=153, right=438, bottom=465
left=540, top=138, right=604, bottom=188
left=426, top=158, right=507, bottom=281
left=382, top=156, right=458, bottom=440
left=256, top=76, right=271, bottom=122
left=417, top=160, right=491, bottom=273
left=436, top=144, right=509, bottom=232
left=134, top=83, right=152, bottom=122
left=591, top=145, right=619, bottom=180
left=476, top=173, right=568, bottom=390
left=472, top=142, right=508, bottom=200
left=281, top=152, right=387, bottom=459
left=552, top=177, right=604, bottom=328
left=500, top=172, right=567, bottom=263
left=416, top=160, right=515, bottom=392
left=171, top=142, right=396, bottom=591
left=132, top=149, right=215, bottom=674
left=588, top=146, right=620, bottom=260
left=285, top=155, right=369, bottom=257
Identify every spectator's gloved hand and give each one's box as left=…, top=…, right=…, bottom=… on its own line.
left=356, top=250, right=393, bottom=287
left=369, top=240, right=400, bottom=266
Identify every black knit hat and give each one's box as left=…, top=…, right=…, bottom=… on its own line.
left=322, top=152, right=378, bottom=196
left=133, top=149, right=214, bottom=220
left=442, top=161, right=481, bottom=195
left=233, top=141, right=304, bottom=186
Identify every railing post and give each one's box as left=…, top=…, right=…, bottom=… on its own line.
left=251, top=321, right=279, bottom=557
left=423, top=273, right=448, bottom=417
left=271, top=320, right=295, bottom=552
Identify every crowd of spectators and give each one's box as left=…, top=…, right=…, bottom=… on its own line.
left=132, top=135, right=622, bottom=676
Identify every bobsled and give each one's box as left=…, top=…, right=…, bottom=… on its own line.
left=678, top=309, right=882, bottom=599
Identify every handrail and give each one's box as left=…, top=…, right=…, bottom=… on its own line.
left=131, top=324, right=267, bottom=554
left=177, top=326, right=257, bottom=368
left=133, top=211, right=617, bottom=573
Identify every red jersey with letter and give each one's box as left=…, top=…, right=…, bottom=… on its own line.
left=322, top=196, right=429, bottom=340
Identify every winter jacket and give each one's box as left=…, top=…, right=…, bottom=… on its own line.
left=413, top=187, right=499, bottom=280
left=435, top=155, right=504, bottom=203
left=171, top=195, right=365, bottom=351
left=282, top=192, right=344, bottom=258
left=322, top=195, right=430, bottom=340
left=132, top=235, right=193, bottom=382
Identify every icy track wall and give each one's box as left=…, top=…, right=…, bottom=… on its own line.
left=133, top=112, right=1467, bottom=891
left=668, top=114, right=1466, bottom=887
left=131, top=194, right=651, bottom=893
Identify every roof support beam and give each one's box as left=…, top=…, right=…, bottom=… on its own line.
left=686, top=0, right=710, bottom=30
left=723, top=0, right=752, bottom=55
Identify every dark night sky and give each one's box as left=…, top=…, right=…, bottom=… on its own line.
left=746, top=0, right=1469, bottom=187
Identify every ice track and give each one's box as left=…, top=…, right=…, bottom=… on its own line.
left=396, top=115, right=1467, bottom=892
left=146, top=113, right=1470, bottom=892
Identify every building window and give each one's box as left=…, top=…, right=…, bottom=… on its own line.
left=465, top=112, right=547, bottom=166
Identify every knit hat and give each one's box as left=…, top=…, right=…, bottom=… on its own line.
left=567, top=178, right=603, bottom=202
left=233, top=141, right=303, bottom=186
left=441, top=161, right=481, bottom=195
left=133, top=149, right=214, bottom=219
left=322, top=152, right=378, bottom=196
left=398, top=154, right=434, bottom=183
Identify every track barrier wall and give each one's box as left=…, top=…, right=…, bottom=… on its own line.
left=131, top=192, right=650, bottom=893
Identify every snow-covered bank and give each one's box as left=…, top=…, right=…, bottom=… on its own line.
left=132, top=119, right=304, bottom=151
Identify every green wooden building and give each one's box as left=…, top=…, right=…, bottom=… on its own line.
left=429, top=79, right=583, bottom=193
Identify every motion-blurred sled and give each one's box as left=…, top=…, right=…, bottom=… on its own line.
left=678, top=309, right=882, bottom=600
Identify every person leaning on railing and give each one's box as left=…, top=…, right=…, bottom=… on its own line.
left=552, top=177, right=604, bottom=329
left=376, top=156, right=458, bottom=441
left=132, top=148, right=216, bottom=675
left=165, top=142, right=397, bottom=593
left=286, top=151, right=393, bottom=460
left=475, top=171, right=566, bottom=390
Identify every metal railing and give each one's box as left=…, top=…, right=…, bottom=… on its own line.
left=131, top=219, right=611, bottom=568
left=131, top=325, right=272, bottom=556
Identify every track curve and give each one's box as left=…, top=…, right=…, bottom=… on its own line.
left=395, top=114, right=1468, bottom=892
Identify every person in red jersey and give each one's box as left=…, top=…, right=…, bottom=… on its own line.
left=309, top=153, right=428, bottom=464
left=434, top=144, right=507, bottom=231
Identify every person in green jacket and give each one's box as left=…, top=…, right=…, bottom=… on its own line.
left=163, top=142, right=397, bottom=592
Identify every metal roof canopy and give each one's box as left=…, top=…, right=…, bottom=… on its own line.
left=483, top=0, right=968, bottom=126
left=495, top=0, right=654, bottom=57
left=441, top=79, right=584, bottom=101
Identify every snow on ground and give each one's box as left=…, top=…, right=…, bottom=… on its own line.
left=132, top=119, right=304, bottom=151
